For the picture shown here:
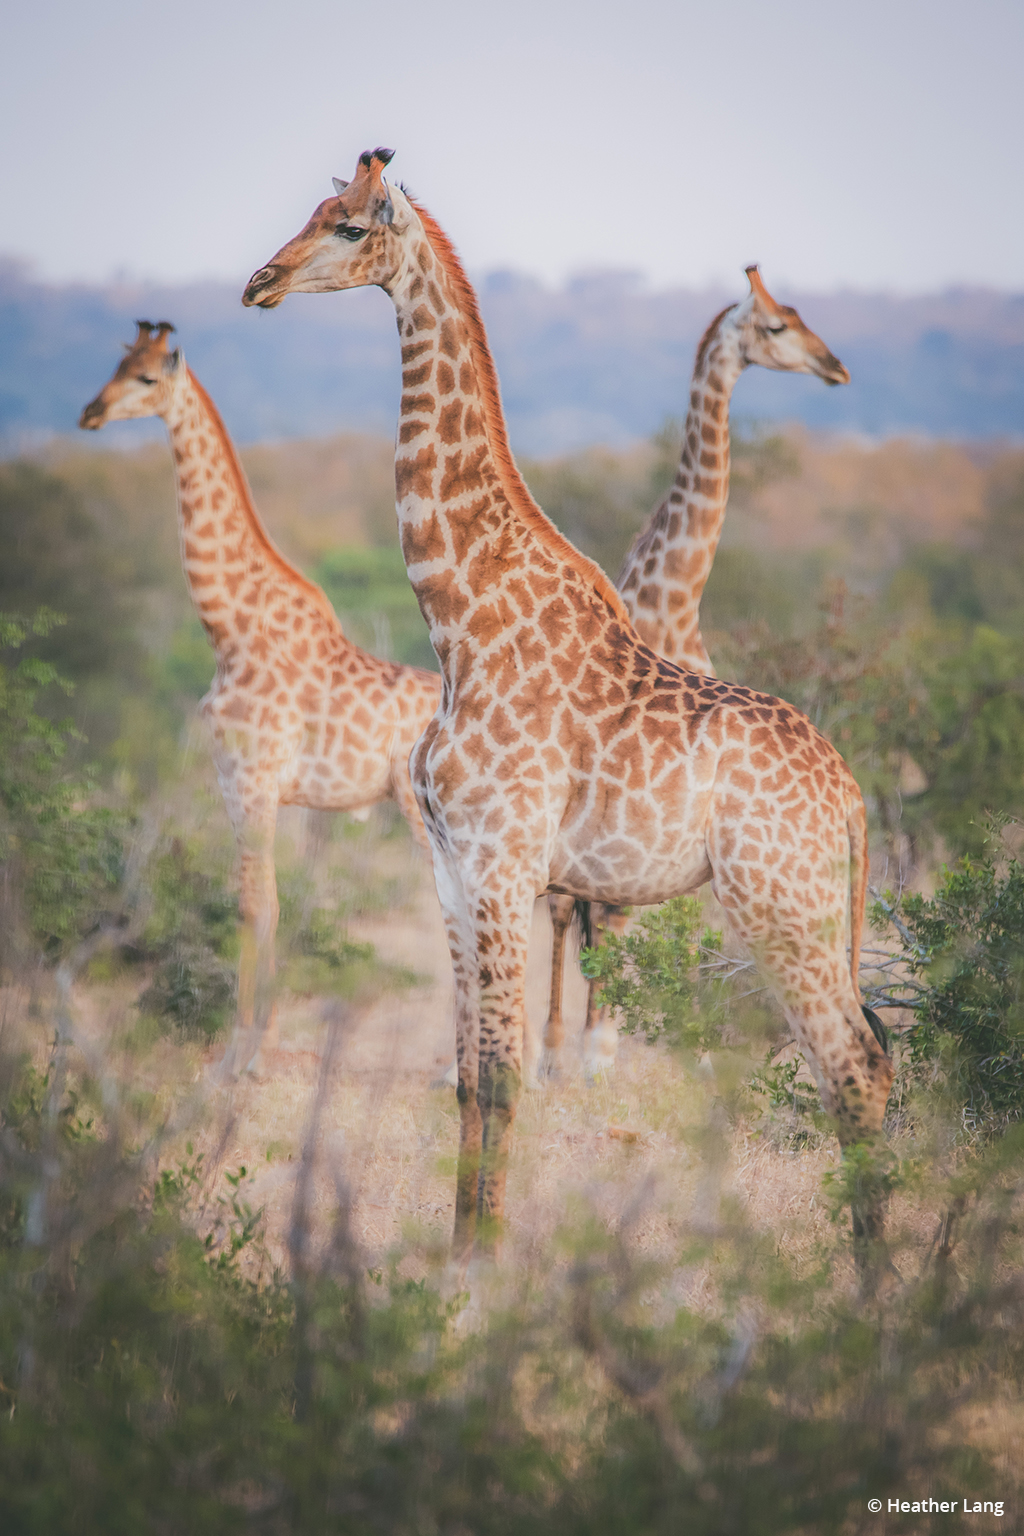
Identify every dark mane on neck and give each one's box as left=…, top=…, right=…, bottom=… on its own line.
left=409, top=200, right=633, bottom=627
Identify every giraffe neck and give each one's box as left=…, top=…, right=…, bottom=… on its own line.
left=618, top=309, right=746, bottom=667
left=163, top=372, right=332, bottom=650
left=385, top=207, right=631, bottom=683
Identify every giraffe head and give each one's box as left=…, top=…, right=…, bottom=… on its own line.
left=243, top=148, right=407, bottom=309
left=79, top=321, right=185, bottom=428
left=732, top=267, right=849, bottom=385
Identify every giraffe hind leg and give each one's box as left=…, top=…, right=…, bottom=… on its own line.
left=539, top=894, right=575, bottom=1081
left=469, top=882, right=535, bottom=1262
left=582, top=903, right=626, bottom=1079
left=711, top=863, right=895, bottom=1273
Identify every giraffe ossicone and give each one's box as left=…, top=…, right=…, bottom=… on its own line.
left=243, top=150, right=893, bottom=1270
left=80, top=321, right=442, bottom=1075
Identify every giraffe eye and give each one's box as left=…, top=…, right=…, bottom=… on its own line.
left=766, top=324, right=787, bottom=335
left=335, top=224, right=368, bottom=242
left=137, top=375, right=158, bottom=385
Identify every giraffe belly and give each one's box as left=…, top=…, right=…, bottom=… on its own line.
left=278, top=742, right=394, bottom=813
left=547, top=829, right=712, bottom=907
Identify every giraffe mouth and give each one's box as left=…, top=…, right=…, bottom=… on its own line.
left=79, top=398, right=106, bottom=429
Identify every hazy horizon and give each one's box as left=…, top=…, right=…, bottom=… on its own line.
left=5, top=257, right=1022, bottom=454
left=3, top=251, right=1022, bottom=304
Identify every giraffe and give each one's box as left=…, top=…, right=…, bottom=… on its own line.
left=617, top=266, right=850, bottom=669
left=544, top=271, right=851, bottom=1076
left=80, top=322, right=442, bottom=1072
left=243, top=150, right=893, bottom=1268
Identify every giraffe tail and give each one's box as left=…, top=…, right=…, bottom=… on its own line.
left=847, top=791, right=869, bottom=1002
left=573, top=899, right=594, bottom=951
left=847, top=790, right=890, bottom=1054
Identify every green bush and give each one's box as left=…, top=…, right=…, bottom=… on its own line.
left=580, top=897, right=724, bottom=1055
left=284, top=903, right=396, bottom=999
left=133, top=837, right=237, bottom=1040
left=872, top=832, right=1024, bottom=1130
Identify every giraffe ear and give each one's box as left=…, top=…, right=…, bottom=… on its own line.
left=332, top=177, right=350, bottom=195
left=165, top=347, right=184, bottom=374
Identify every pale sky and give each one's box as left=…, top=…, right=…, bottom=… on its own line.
left=2, top=0, right=1021, bottom=294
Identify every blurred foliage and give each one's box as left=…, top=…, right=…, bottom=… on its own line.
left=133, top=837, right=238, bottom=1041
left=0, top=463, right=143, bottom=686
left=159, top=614, right=216, bottom=699
left=0, top=462, right=154, bottom=763
left=0, top=613, right=124, bottom=968
left=0, top=1027, right=1021, bottom=1531
left=522, top=418, right=800, bottom=583
left=714, top=583, right=1024, bottom=859
left=313, top=544, right=435, bottom=671
left=749, top=1047, right=832, bottom=1150
left=284, top=903, right=417, bottom=1001
left=274, top=853, right=422, bottom=1001
left=872, top=832, right=1024, bottom=1130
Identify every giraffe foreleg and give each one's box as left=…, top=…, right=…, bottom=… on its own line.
left=471, top=882, right=534, bottom=1262
left=224, top=795, right=280, bottom=1078
left=426, top=844, right=482, bottom=1275
left=391, top=747, right=433, bottom=856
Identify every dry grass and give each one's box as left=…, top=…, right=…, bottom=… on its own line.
left=3, top=771, right=963, bottom=1320
left=2, top=800, right=905, bottom=1297
left=49, top=818, right=862, bottom=1296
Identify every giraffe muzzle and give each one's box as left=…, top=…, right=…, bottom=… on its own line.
left=78, top=397, right=106, bottom=430
left=242, top=266, right=287, bottom=308
left=818, top=352, right=851, bottom=387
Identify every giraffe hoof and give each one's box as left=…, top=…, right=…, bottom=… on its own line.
left=583, top=1059, right=616, bottom=1086
left=431, top=1060, right=460, bottom=1090
left=536, top=1048, right=563, bottom=1084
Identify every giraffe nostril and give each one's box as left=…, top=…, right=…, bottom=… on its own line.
left=242, top=266, right=283, bottom=307
left=247, top=267, right=276, bottom=292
